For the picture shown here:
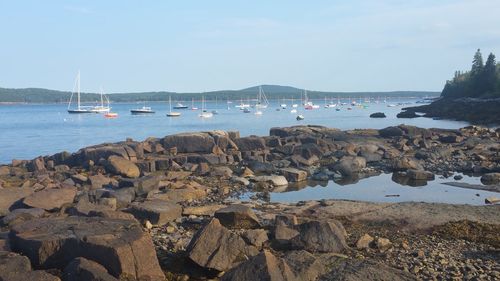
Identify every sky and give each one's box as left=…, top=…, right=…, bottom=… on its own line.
left=0, top=0, right=499, bottom=93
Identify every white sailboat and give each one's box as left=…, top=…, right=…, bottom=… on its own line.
left=167, top=95, right=181, bottom=117
left=255, top=86, right=269, bottom=109
left=90, top=87, right=111, bottom=113
left=199, top=96, right=213, bottom=118
left=67, top=71, right=94, bottom=114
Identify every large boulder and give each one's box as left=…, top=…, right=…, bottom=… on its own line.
left=162, top=132, right=216, bottom=153
left=280, top=168, right=308, bottom=182
left=22, top=187, right=77, bottom=211
left=379, top=126, right=404, bottom=138
left=369, top=112, right=386, bottom=118
left=105, top=156, right=140, bottom=178
left=9, top=217, right=165, bottom=281
left=221, top=250, right=299, bottom=281
left=330, top=156, right=366, bottom=176
left=392, top=157, right=422, bottom=171
left=234, top=136, right=266, bottom=151
left=214, top=204, right=261, bottom=229
left=76, top=145, right=135, bottom=164
left=126, top=199, right=182, bottom=225
left=0, top=187, right=34, bottom=216
left=0, top=251, right=61, bottom=281
left=481, top=173, right=500, bottom=185
left=186, top=218, right=256, bottom=272
left=253, top=175, right=288, bottom=186
left=290, top=220, right=348, bottom=253
left=63, top=257, right=118, bottom=281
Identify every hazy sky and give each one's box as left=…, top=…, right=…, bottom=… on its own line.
left=0, top=0, right=499, bottom=93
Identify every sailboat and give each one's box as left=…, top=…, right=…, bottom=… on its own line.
left=255, top=86, right=269, bottom=109
left=191, top=98, right=199, bottom=110
left=303, top=90, right=319, bottom=110
left=90, top=87, right=111, bottom=113
left=212, top=96, right=219, bottom=115
left=167, top=95, right=181, bottom=117
left=67, top=71, right=94, bottom=114
left=198, top=96, right=213, bottom=118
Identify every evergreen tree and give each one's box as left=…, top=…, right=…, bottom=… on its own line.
left=471, top=49, right=484, bottom=76
left=483, top=53, right=497, bottom=95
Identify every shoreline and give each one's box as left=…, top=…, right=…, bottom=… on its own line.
left=1, top=124, right=499, bottom=280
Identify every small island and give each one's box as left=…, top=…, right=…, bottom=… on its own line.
left=403, top=49, right=500, bottom=124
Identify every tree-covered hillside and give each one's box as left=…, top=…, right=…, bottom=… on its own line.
left=0, top=85, right=438, bottom=103
left=442, top=49, right=500, bottom=98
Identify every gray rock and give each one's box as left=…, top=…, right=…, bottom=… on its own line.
left=331, top=156, right=366, bottom=176
left=126, top=199, right=182, bottom=225
left=214, top=204, right=261, bottom=229
left=481, top=173, right=500, bottom=185
left=0, top=187, right=34, bottom=216
left=290, top=220, right=348, bottom=253
left=63, top=257, right=118, bottom=281
left=187, top=218, right=255, bottom=272
left=23, top=187, right=77, bottom=211
left=9, top=217, right=164, bottom=280
left=0, top=251, right=60, bottom=281
left=221, top=250, right=299, bottom=281
left=280, top=168, right=308, bottom=182
left=407, top=169, right=435, bottom=180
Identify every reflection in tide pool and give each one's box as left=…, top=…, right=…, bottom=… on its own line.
left=240, top=173, right=498, bottom=205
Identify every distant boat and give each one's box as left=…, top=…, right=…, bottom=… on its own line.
left=166, top=96, right=181, bottom=117
left=243, top=108, right=251, bottom=113
left=104, top=112, right=118, bottom=118
left=198, top=96, right=213, bottom=118
left=296, top=114, right=305, bottom=120
left=290, top=109, right=297, bottom=113
left=255, top=86, right=269, bottom=109
left=67, top=71, right=95, bottom=114
left=191, top=98, right=199, bottom=110
left=173, top=102, right=188, bottom=109
left=90, top=87, right=111, bottom=113
left=255, top=110, right=263, bottom=115
left=303, top=90, right=319, bottom=110
left=131, top=102, right=155, bottom=114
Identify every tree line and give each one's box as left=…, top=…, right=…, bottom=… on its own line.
left=442, top=49, right=499, bottom=98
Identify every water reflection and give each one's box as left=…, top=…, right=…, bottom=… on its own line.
left=241, top=172, right=496, bottom=205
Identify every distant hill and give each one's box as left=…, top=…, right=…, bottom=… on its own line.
left=0, top=85, right=439, bottom=103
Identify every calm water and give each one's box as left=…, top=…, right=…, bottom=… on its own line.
left=239, top=173, right=498, bottom=205
left=0, top=98, right=468, bottom=164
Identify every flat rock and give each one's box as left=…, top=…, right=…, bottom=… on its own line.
left=0, top=187, right=34, bottom=216
left=126, top=199, right=182, bottom=225
left=187, top=218, right=255, bottom=272
left=105, top=156, right=140, bottom=178
left=407, top=169, right=435, bottom=180
left=162, top=132, right=216, bottom=153
left=242, top=229, right=268, bottom=248
left=214, top=204, right=261, bottom=229
left=9, top=217, right=164, bottom=281
left=23, top=187, right=76, bottom=211
left=63, top=257, right=118, bottom=281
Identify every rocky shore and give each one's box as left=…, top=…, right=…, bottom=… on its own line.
left=0, top=124, right=499, bottom=280
left=401, top=97, right=500, bottom=125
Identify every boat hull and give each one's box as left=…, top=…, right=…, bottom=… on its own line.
left=131, top=110, right=155, bottom=114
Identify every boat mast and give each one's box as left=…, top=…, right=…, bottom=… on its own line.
left=77, top=71, right=81, bottom=110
